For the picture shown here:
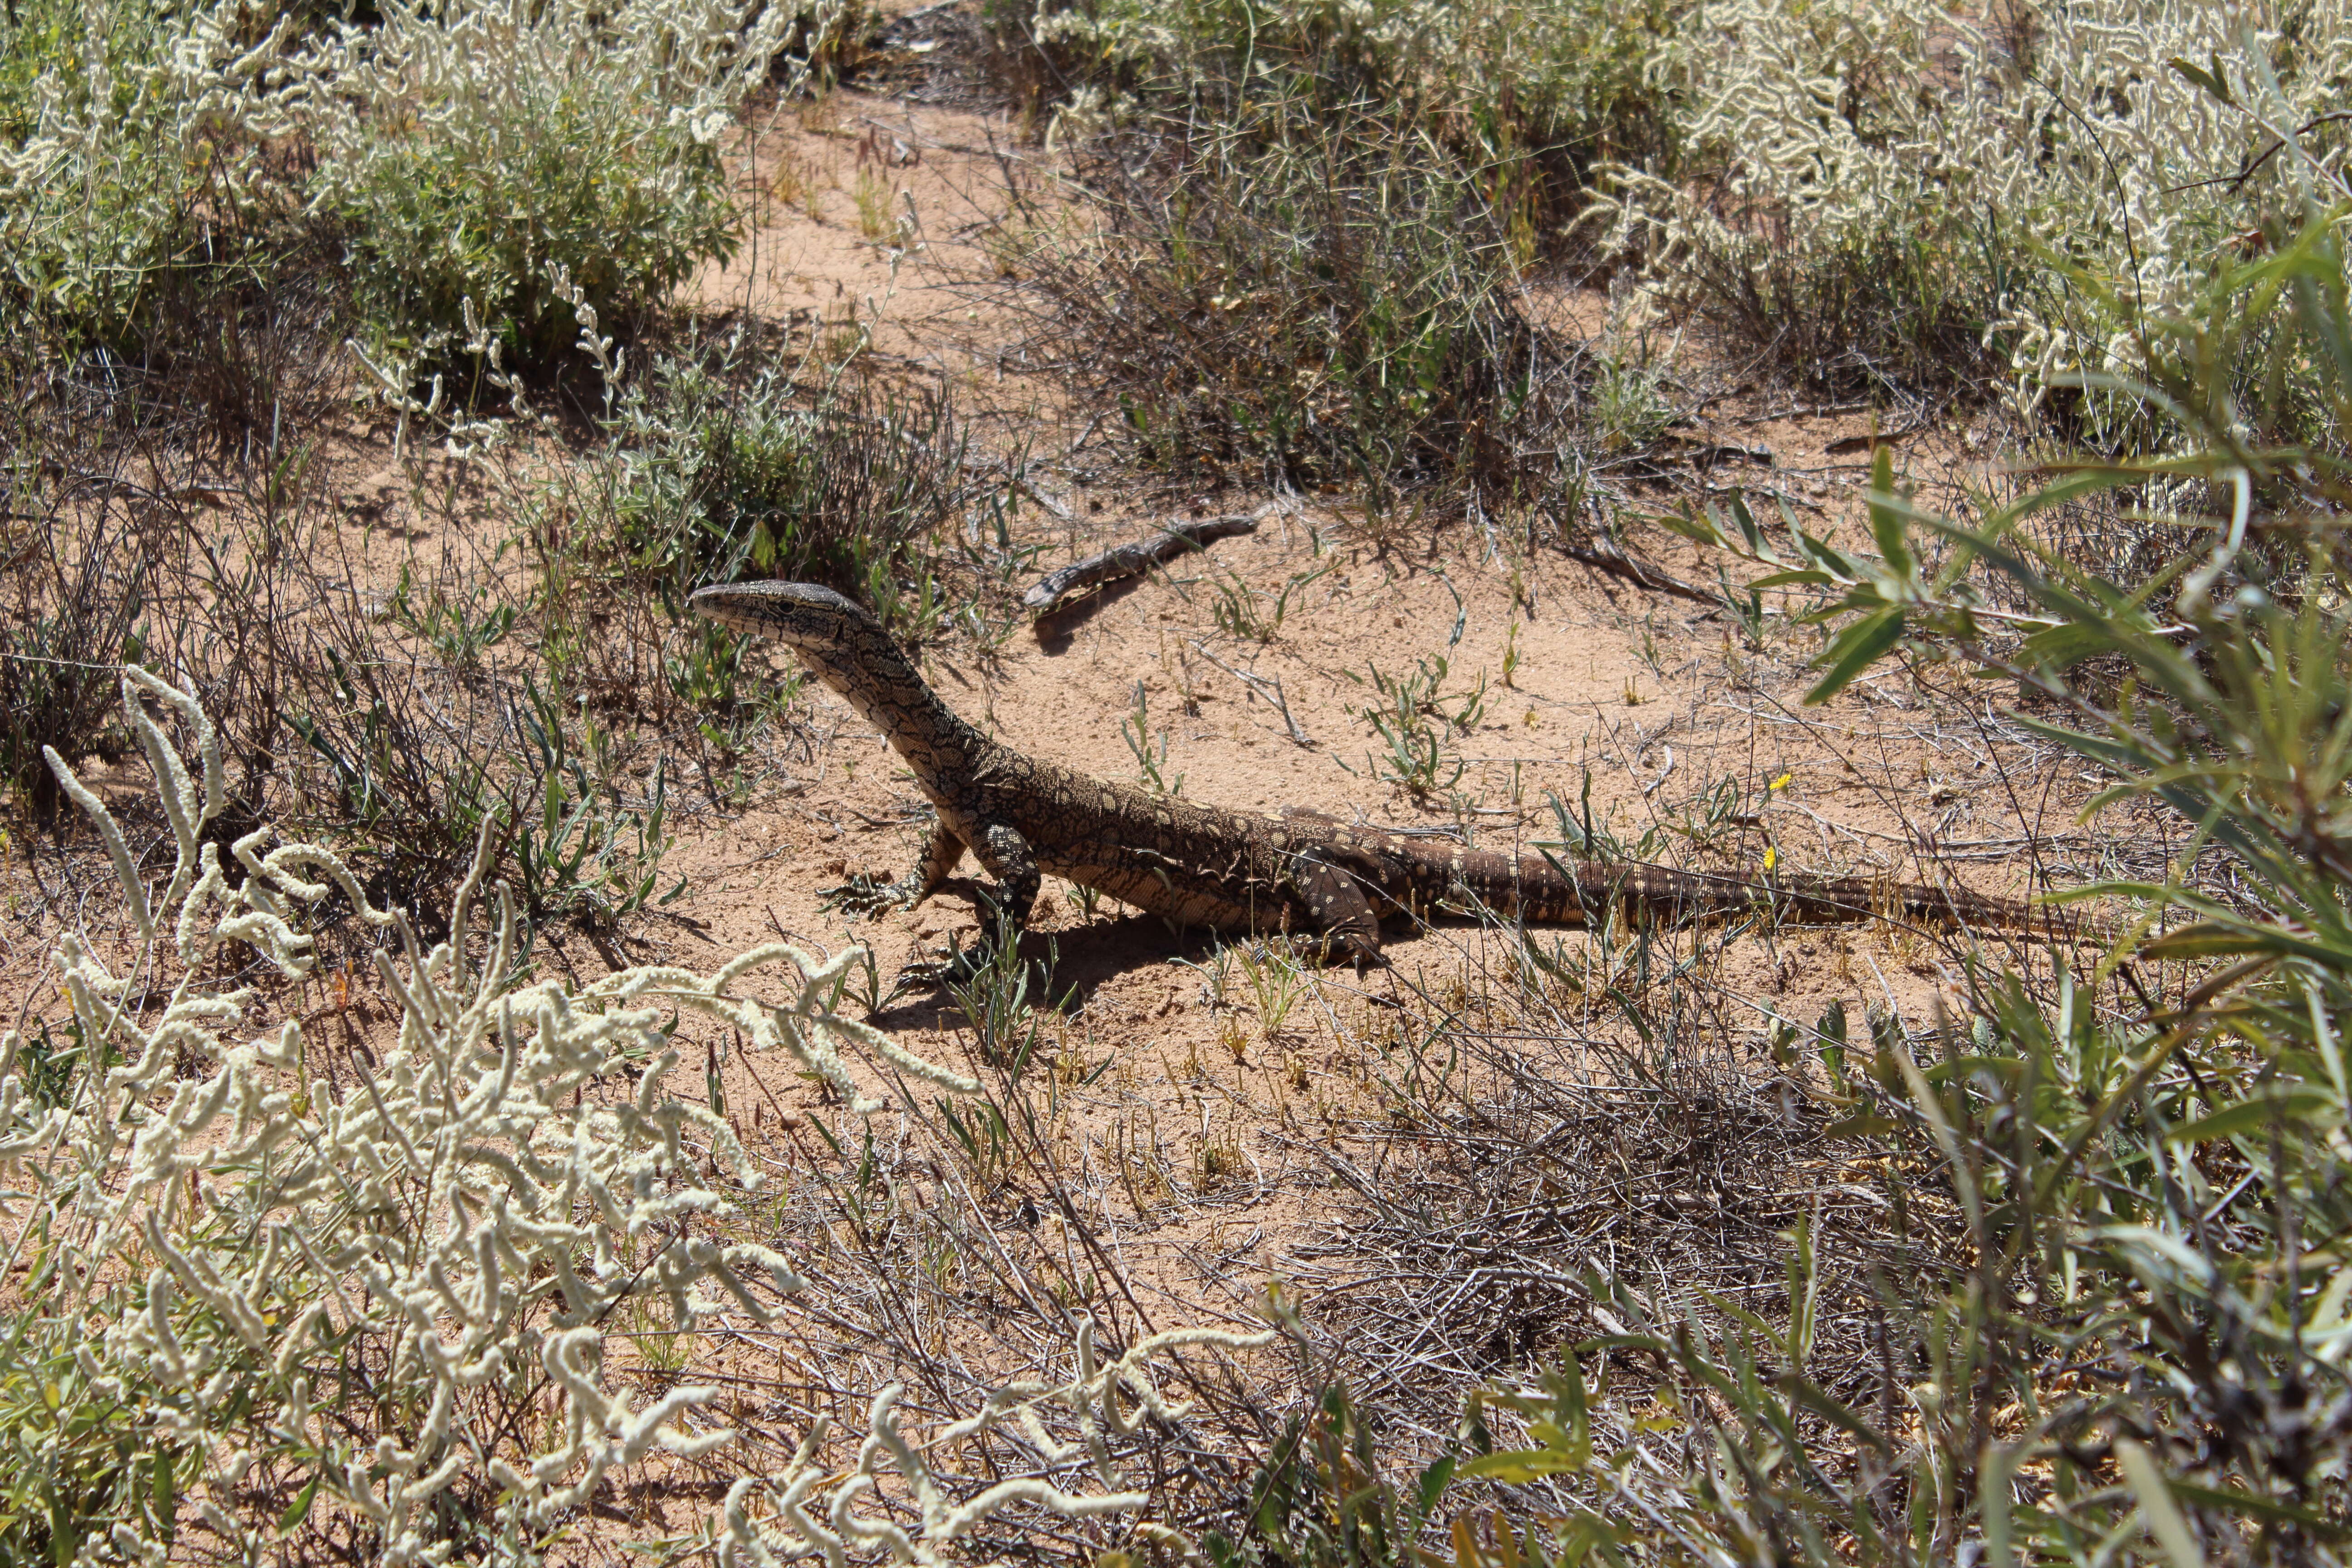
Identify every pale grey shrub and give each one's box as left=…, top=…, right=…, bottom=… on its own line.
left=0, top=669, right=1264, bottom=1564
left=306, top=0, right=846, bottom=361
left=1592, top=0, right=2352, bottom=421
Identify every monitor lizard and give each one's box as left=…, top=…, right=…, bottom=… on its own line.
left=692, top=580, right=2083, bottom=974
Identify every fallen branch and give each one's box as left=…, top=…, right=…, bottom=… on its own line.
left=1023, top=513, right=1262, bottom=613
left=1562, top=534, right=1726, bottom=609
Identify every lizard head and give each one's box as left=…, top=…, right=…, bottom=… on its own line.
left=688, top=580, right=875, bottom=653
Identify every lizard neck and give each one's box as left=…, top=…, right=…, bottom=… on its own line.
left=795, top=635, right=988, bottom=779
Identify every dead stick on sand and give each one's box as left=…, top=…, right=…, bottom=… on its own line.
left=1022, top=513, right=1263, bottom=613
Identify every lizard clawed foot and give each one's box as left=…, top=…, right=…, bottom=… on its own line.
left=1289, top=931, right=1386, bottom=976
left=822, top=872, right=920, bottom=920
left=886, top=939, right=1000, bottom=1002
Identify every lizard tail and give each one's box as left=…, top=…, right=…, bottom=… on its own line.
left=1499, top=856, right=2109, bottom=944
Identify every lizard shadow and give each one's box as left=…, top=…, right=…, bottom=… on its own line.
left=864, top=908, right=1211, bottom=1029
left=1028, top=576, right=1147, bottom=655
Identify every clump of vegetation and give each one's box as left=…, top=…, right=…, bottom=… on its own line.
left=589, top=345, right=984, bottom=618
left=990, top=0, right=1701, bottom=507
left=310, top=0, right=821, bottom=364
left=1005, top=97, right=1588, bottom=501
left=997, top=0, right=1688, bottom=239
left=0, top=0, right=854, bottom=393
left=0, top=0, right=311, bottom=357
left=1597, top=0, right=2352, bottom=416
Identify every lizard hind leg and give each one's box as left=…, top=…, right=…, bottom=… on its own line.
left=1290, top=851, right=1386, bottom=973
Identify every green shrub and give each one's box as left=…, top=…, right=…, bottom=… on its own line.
left=561, top=341, right=987, bottom=632
left=309, top=0, right=833, bottom=364
left=0, top=0, right=313, bottom=362
left=0, top=0, right=851, bottom=386
left=988, top=0, right=1693, bottom=505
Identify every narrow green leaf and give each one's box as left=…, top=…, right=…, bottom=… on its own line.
left=1412, top=1455, right=1455, bottom=1519
left=2019, top=622, right=2110, bottom=672
left=1866, top=444, right=1912, bottom=578
left=1805, top=609, right=1905, bottom=704
left=1795, top=529, right=1855, bottom=577
left=1822, top=1112, right=1901, bottom=1139
left=1459, top=1451, right=1581, bottom=1483
left=278, top=1472, right=322, bottom=1536
left=1729, top=491, right=1778, bottom=562
left=1658, top=509, right=1725, bottom=547
left=2165, top=1478, right=2352, bottom=1536
left=2116, top=1438, right=2207, bottom=1568
left=2143, top=923, right=2342, bottom=965
left=2165, top=54, right=2233, bottom=105
left=2167, top=1088, right=2338, bottom=1145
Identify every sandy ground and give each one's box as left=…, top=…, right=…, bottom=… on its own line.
left=0, top=22, right=2180, bottom=1548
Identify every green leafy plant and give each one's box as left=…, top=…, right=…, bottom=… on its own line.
left=587, top=347, right=983, bottom=621
left=1348, top=654, right=1485, bottom=799
left=310, top=0, right=835, bottom=362
left=1208, top=1372, right=1457, bottom=1568
left=1124, top=682, right=1185, bottom=796
left=505, top=676, right=680, bottom=921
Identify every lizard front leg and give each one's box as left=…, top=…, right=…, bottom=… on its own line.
left=967, top=820, right=1042, bottom=929
left=824, top=816, right=965, bottom=918
left=894, top=820, right=1043, bottom=995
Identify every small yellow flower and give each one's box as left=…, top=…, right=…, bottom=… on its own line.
left=1763, top=846, right=1779, bottom=872
left=1769, top=773, right=1793, bottom=792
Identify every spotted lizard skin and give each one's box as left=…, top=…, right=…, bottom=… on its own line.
left=692, top=581, right=2065, bottom=966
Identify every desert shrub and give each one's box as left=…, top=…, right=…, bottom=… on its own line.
left=988, top=0, right=1699, bottom=506
left=994, top=0, right=1690, bottom=257
left=308, top=0, right=837, bottom=365
left=0, top=0, right=315, bottom=367
left=1004, top=94, right=1590, bottom=503
left=1596, top=0, right=2352, bottom=414
left=485, top=325, right=1003, bottom=741
left=591, top=348, right=983, bottom=618
left=0, top=0, right=853, bottom=400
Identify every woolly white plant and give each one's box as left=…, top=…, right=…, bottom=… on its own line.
left=0, top=0, right=318, bottom=328
left=719, top=1317, right=1279, bottom=1568
left=4, top=668, right=1275, bottom=1565
left=304, top=0, right=848, bottom=350
left=1590, top=0, right=2352, bottom=420
left=1, top=667, right=978, bottom=1562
